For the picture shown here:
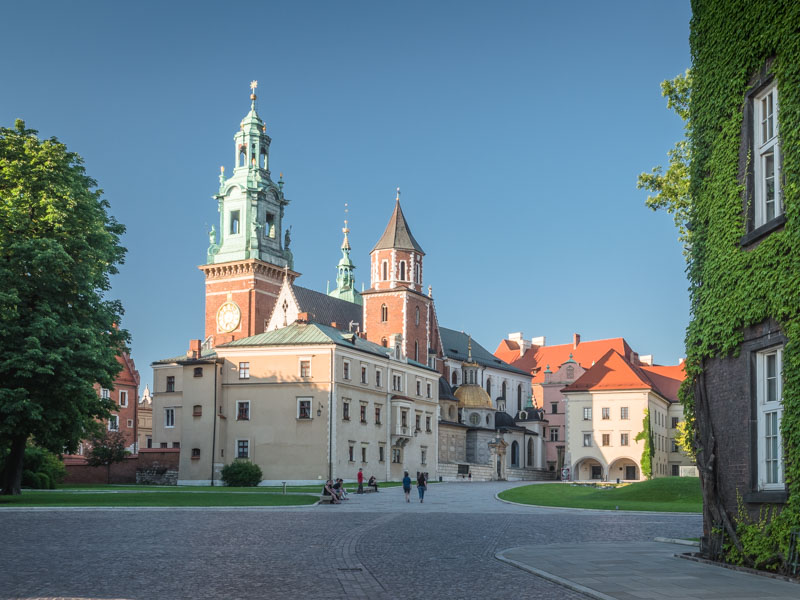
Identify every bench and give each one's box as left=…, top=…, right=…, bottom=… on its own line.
left=319, top=494, right=335, bottom=504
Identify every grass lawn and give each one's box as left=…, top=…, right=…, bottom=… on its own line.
left=498, top=478, right=702, bottom=513
left=54, top=481, right=404, bottom=493
left=0, top=490, right=318, bottom=507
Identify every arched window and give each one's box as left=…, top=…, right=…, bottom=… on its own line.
left=501, top=381, right=507, bottom=399
left=448, top=405, right=455, bottom=420
left=415, top=263, right=421, bottom=283
left=511, top=441, right=519, bottom=467
left=517, top=384, right=523, bottom=412
left=527, top=438, right=534, bottom=466
left=414, top=341, right=419, bottom=362
left=382, top=261, right=388, bottom=281
left=381, top=337, right=387, bottom=347
left=260, top=146, right=267, bottom=169
left=415, top=306, right=420, bottom=326
left=381, top=304, right=388, bottom=322
left=399, top=261, right=406, bottom=281
left=239, top=145, right=246, bottom=167
left=486, top=378, right=492, bottom=397
left=451, top=370, right=458, bottom=385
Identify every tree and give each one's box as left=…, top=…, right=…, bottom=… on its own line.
left=673, top=420, right=694, bottom=458
left=637, top=70, right=692, bottom=253
left=635, top=409, right=654, bottom=480
left=0, top=120, right=127, bottom=495
left=86, top=430, right=130, bottom=484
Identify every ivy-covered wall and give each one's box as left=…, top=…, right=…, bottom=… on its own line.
left=687, top=0, right=800, bottom=571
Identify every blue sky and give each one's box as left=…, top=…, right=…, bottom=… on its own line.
left=1, top=1, right=692, bottom=387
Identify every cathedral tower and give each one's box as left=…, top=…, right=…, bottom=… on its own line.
left=200, top=82, right=298, bottom=346
left=328, top=218, right=363, bottom=306
left=362, top=189, right=433, bottom=364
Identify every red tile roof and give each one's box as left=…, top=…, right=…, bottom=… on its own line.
left=561, top=349, right=684, bottom=402
left=494, top=339, right=520, bottom=364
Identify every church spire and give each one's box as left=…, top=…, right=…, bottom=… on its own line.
left=328, top=204, right=363, bottom=306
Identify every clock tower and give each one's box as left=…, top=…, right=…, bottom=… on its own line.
left=200, top=82, right=298, bottom=346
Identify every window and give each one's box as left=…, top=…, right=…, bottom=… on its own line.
left=361, top=447, right=367, bottom=463
left=191, top=448, right=201, bottom=459
left=426, top=382, right=432, bottom=398
left=620, top=406, right=629, bottom=420
left=119, top=390, right=128, bottom=407
left=392, top=374, right=402, bottom=392
left=426, top=416, right=431, bottom=432
left=108, top=415, right=119, bottom=431
left=166, top=377, right=175, bottom=393
left=101, top=388, right=110, bottom=399
left=485, top=378, right=492, bottom=397
left=583, top=433, right=592, bottom=447
left=375, top=406, right=382, bottom=425
left=416, top=380, right=421, bottom=396
left=451, top=371, right=458, bottom=386
left=237, top=401, right=250, bottom=421
left=415, top=306, right=420, bottom=325
left=146, top=437, right=152, bottom=449
left=671, top=417, right=679, bottom=429
left=517, top=384, right=523, bottom=412
left=501, top=381, right=507, bottom=399
left=421, top=448, right=427, bottom=465
left=549, top=428, right=559, bottom=442
left=671, top=440, right=679, bottom=453
left=566, top=365, right=575, bottom=380
left=192, top=366, right=205, bottom=379
left=381, top=304, right=388, bottom=322
left=376, top=369, right=382, bottom=388
left=239, top=362, right=250, bottom=379
left=414, top=341, right=419, bottom=362
left=343, top=400, right=350, bottom=421
left=415, top=414, right=421, bottom=432
left=550, top=403, right=558, bottom=414
left=469, top=413, right=480, bottom=425
left=360, top=404, right=367, bottom=424
left=621, top=433, right=629, bottom=446
left=193, top=404, right=202, bottom=417
left=757, top=347, right=783, bottom=489
left=172, top=442, right=180, bottom=449
left=399, top=261, right=406, bottom=281
left=401, top=411, right=408, bottom=428
left=583, top=407, right=592, bottom=420
left=297, top=398, right=312, bottom=420
left=160, top=442, right=168, bottom=448
left=348, top=444, right=354, bottom=462
left=230, top=210, right=240, bottom=234
left=381, top=261, right=388, bottom=281
left=361, top=365, right=367, bottom=384
left=165, top=408, right=175, bottom=428
left=300, top=360, right=311, bottom=378
left=754, top=83, right=781, bottom=226
left=602, top=434, right=610, bottom=446
left=601, top=407, right=609, bottom=420
left=343, top=361, right=350, bottom=380
left=379, top=445, right=385, bottom=462
left=237, top=439, right=249, bottom=458
left=415, top=263, right=421, bottom=283
left=391, top=447, right=401, bottom=463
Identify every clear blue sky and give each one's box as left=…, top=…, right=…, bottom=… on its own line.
left=1, top=1, right=692, bottom=388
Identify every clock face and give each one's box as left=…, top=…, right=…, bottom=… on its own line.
left=217, top=301, right=241, bottom=333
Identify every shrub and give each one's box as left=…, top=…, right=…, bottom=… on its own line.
left=12, top=446, right=66, bottom=489
left=221, top=460, right=262, bottom=487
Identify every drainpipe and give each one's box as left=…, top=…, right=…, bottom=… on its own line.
left=210, top=360, right=219, bottom=486
left=329, top=348, right=334, bottom=481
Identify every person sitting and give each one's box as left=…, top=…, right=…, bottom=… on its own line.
left=332, top=478, right=348, bottom=500
left=367, top=475, right=379, bottom=492
left=322, top=479, right=340, bottom=504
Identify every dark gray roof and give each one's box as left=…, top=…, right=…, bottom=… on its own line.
left=439, top=327, right=529, bottom=376
left=439, top=377, right=457, bottom=401
left=372, top=200, right=425, bottom=254
left=152, top=349, right=217, bottom=366
left=293, top=285, right=362, bottom=331
left=495, top=411, right=525, bottom=430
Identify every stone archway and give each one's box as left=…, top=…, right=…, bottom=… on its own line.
left=488, top=438, right=508, bottom=481
left=609, top=457, right=641, bottom=482
left=573, top=456, right=606, bottom=481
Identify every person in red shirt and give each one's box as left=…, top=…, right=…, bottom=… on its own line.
left=357, top=468, right=364, bottom=494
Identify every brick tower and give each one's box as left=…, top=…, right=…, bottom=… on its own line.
left=200, top=81, right=298, bottom=346
left=363, top=189, right=438, bottom=365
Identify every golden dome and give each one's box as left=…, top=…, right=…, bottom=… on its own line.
left=454, top=384, right=493, bottom=409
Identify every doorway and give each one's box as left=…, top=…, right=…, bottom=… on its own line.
left=591, top=465, right=602, bottom=480
left=625, top=465, right=637, bottom=480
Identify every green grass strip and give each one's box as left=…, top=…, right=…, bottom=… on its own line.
left=0, top=491, right=318, bottom=507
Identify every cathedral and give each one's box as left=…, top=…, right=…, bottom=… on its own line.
left=150, top=84, right=552, bottom=484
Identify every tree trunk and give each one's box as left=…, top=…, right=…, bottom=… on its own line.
left=107, top=462, right=111, bottom=485
left=1, top=435, right=27, bottom=495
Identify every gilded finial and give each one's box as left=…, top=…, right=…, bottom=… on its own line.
left=342, top=203, right=351, bottom=250
left=395, top=187, right=400, bottom=202
left=249, top=80, right=258, bottom=101
left=467, top=335, right=473, bottom=363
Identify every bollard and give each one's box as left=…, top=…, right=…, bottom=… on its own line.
left=282, top=481, right=287, bottom=495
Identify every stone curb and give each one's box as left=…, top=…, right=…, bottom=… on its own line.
left=654, top=536, right=700, bottom=546
left=494, top=548, right=617, bottom=600
left=0, top=504, right=319, bottom=512
left=494, top=492, right=702, bottom=516
left=676, top=551, right=800, bottom=585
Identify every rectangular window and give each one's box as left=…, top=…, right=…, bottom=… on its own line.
left=160, top=442, right=168, bottom=448
left=361, top=446, right=367, bottom=463
left=621, top=433, right=629, bottom=446
left=392, top=374, right=402, bottom=392
left=671, top=417, right=679, bottom=429
left=237, top=401, right=250, bottom=421
left=401, top=411, right=408, bottom=428
left=426, top=382, right=432, bottom=398
left=360, top=404, right=367, bottom=424
left=348, top=445, right=354, bottom=462
left=415, top=414, right=421, bottom=432
left=194, top=367, right=203, bottom=377
left=361, top=365, right=368, bottom=384
left=237, top=439, right=249, bottom=458
left=193, top=404, right=202, bottom=417
left=583, top=407, right=592, bottom=420
left=297, top=398, right=312, bottom=420
left=549, top=428, right=559, bottom=442
left=343, top=361, right=350, bottom=380
left=426, top=416, right=431, bottom=432
left=108, top=415, right=119, bottom=431
left=172, top=442, right=180, bottom=449
left=230, top=210, right=240, bottom=234
left=191, top=448, right=201, bottom=459
left=166, top=377, right=175, bottom=393
left=416, top=380, right=421, bottom=396
left=376, top=370, right=382, bottom=388
left=119, top=390, right=128, bottom=408
left=421, top=448, right=427, bottom=465
left=127, top=419, right=133, bottom=428
left=343, top=400, right=350, bottom=421
left=146, top=437, right=152, bottom=449
left=379, top=445, right=385, bottom=462
left=601, top=407, right=609, bottom=420
left=671, top=440, right=679, bottom=453
left=620, top=407, right=629, bottom=420
left=582, top=433, right=591, bottom=447
left=165, top=408, right=175, bottom=428
left=602, top=433, right=610, bottom=446
left=300, top=360, right=311, bottom=378
left=101, top=388, right=110, bottom=399
left=239, top=362, right=250, bottom=379
left=754, top=83, right=781, bottom=226
left=672, top=464, right=680, bottom=477
left=550, top=403, right=558, bottom=414
left=375, top=405, right=381, bottom=425
left=757, top=347, right=784, bottom=489
left=392, top=447, right=401, bottom=463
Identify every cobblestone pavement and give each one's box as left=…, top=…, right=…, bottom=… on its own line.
left=0, top=482, right=702, bottom=600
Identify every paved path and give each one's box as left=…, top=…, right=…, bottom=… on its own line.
left=4, top=481, right=789, bottom=600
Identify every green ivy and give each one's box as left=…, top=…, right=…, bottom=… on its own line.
left=635, top=409, right=654, bottom=480
left=685, top=0, right=800, bottom=572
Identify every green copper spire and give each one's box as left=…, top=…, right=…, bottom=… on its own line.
left=206, top=80, right=292, bottom=268
left=328, top=211, right=363, bottom=306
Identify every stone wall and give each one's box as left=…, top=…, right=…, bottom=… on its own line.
left=63, top=449, right=180, bottom=485
left=439, top=462, right=556, bottom=482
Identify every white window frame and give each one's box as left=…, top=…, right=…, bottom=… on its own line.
left=621, top=432, right=629, bottom=446
left=392, top=373, right=402, bottom=392
left=375, top=369, right=382, bottom=388
left=237, top=400, right=250, bottom=421
left=236, top=438, right=250, bottom=459
left=119, top=390, right=128, bottom=408
left=343, top=360, right=351, bottom=380
left=361, top=364, right=368, bottom=384
left=108, top=415, right=119, bottom=431
left=297, top=397, right=312, bottom=420
left=582, top=433, right=592, bottom=447
left=549, top=427, right=559, bottom=442
left=620, top=406, right=629, bottom=420
left=754, top=82, right=781, bottom=227
left=126, top=419, right=134, bottom=428
left=757, top=347, right=784, bottom=490
left=583, top=407, right=592, bottom=420
left=342, top=398, right=351, bottom=421
left=238, top=362, right=250, bottom=380
left=101, top=388, right=110, bottom=399
left=601, top=407, right=609, bottom=420
left=426, top=382, right=432, bottom=398
left=164, top=407, right=175, bottom=428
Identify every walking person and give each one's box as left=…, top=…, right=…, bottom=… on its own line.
left=402, top=471, right=412, bottom=503
left=417, top=471, right=427, bottom=503
left=357, top=468, right=364, bottom=494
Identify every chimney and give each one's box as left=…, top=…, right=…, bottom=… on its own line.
left=297, top=312, right=309, bottom=323
left=330, top=322, right=338, bottom=329
left=187, top=339, right=202, bottom=359
left=679, top=357, right=685, bottom=365
left=509, top=332, right=532, bottom=357
left=573, top=333, right=581, bottom=349
left=639, top=354, right=654, bottom=366
left=531, top=336, right=546, bottom=347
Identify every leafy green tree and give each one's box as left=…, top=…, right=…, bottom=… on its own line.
left=635, top=409, right=654, bottom=479
left=673, top=420, right=694, bottom=458
left=86, top=430, right=130, bottom=484
left=0, top=120, right=127, bottom=495
left=637, top=70, right=692, bottom=253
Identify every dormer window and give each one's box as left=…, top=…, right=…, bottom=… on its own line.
left=230, top=210, right=240, bottom=235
